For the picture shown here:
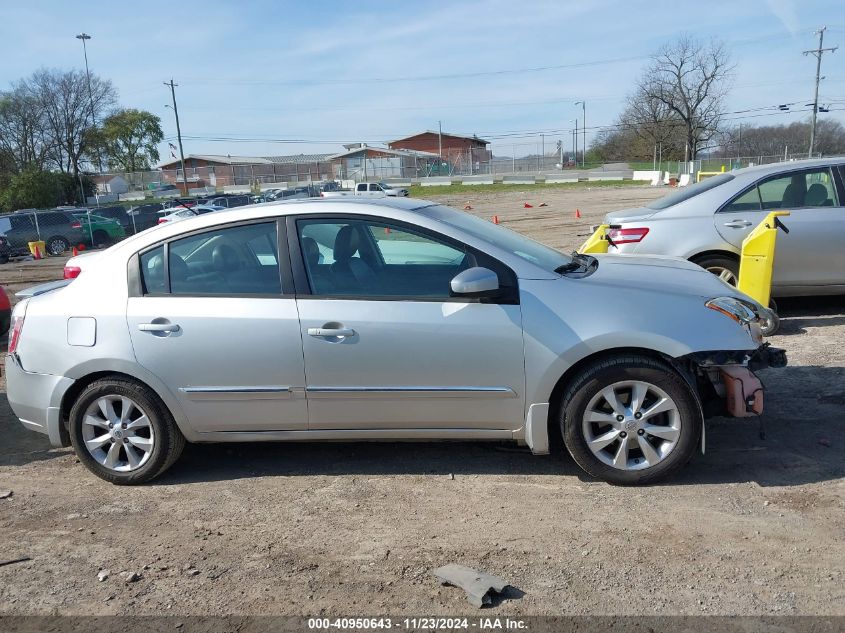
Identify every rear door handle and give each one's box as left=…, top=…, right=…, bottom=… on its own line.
left=307, top=327, right=355, bottom=338
left=138, top=323, right=181, bottom=333
left=723, top=220, right=753, bottom=228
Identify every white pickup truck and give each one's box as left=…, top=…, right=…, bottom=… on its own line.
left=320, top=182, right=409, bottom=198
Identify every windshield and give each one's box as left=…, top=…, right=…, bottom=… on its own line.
left=647, top=173, right=735, bottom=210
left=427, top=205, right=572, bottom=271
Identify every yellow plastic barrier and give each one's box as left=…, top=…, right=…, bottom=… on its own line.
left=737, top=211, right=790, bottom=308
left=578, top=223, right=610, bottom=254
left=28, top=240, right=46, bottom=257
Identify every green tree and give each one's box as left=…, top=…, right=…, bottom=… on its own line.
left=97, top=108, right=163, bottom=172
left=0, top=169, right=94, bottom=212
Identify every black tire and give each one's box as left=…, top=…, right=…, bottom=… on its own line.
left=45, top=236, right=70, bottom=256
left=560, top=355, right=702, bottom=485
left=0, top=255, right=8, bottom=265
left=692, top=254, right=739, bottom=286
left=92, top=229, right=111, bottom=247
left=68, top=376, right=185, bottom=485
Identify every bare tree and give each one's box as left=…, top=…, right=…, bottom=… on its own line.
left=635, top=36, right=733, bottom=161
left=0, top=82, right=54, bottom=171
left=25, top=68, right=117, bottom=175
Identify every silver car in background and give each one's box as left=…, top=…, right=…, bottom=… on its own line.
left=604, top=158, right=845, bottom=296
left=7, top=198, right=784, bottom=486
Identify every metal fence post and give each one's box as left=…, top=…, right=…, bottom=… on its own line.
left=87, top=209, right=94, bottom=246
left=32, top=212, right=40, bottom=241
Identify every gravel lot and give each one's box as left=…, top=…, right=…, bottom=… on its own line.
left=1, top=185, right=843, bottom=617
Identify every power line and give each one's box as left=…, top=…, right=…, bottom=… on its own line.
left=177, top=55, right=647, bottom=87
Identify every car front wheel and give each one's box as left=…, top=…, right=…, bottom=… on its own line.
left=560, top=355, right=701, bottom=485
left=68, top=377, right=185, bottom=485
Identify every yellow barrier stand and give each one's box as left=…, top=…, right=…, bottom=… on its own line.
left=737, top=211, right=790, bottom=308
left=578, top=223, right=610, bottom=254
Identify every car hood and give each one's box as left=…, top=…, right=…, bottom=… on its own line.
left=583, top=253, right=755, bottom=304
left=603, top=206, right=659, bottom=223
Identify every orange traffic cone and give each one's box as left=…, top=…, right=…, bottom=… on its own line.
left=33, top=245, right=41, bottom=260
left=384, top=227, right=390, bottom=234
left=492, top=215, right=500, bottom=224
left=539, top=202, right=548, bottom=207
left=524, top=202, right=533, bottom=208
left=72, top=246, right=78, bottom=257
left=575, top=209, right=582, bottom=219
left=464, top=202, right=473, bottom=210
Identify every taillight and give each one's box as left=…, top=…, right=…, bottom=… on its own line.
left=607, top=227, right=650, bottom=244
left=158, top=218, right=168, bottom=224
left=63, top=265, right=82, bottom=279
left=71, top=221, right=82, bottom=229
left=8, top=315, right=24, bottom=354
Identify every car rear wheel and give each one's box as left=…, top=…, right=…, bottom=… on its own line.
left=560, top=355, right=701, bottom=485
left=69, top=377, right=185, bottom=485
left=692, top=254, right=739, bottom=286
left=92, top=229, right=111, bottom=247
left=45, top=236, right=70, bottom=256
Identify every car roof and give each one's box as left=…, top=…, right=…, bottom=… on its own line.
left=730, top=156, right=845, bottom=179
left=110, top=197, right=440, bottom=252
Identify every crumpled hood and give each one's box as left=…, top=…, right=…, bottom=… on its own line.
left=604, top=206, right=659, bottom=223
left=582, top=253, right=758, bottom=305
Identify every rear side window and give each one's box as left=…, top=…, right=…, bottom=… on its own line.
left=721, top=188, right=762, bottom=213
left=140, top=246, right=166, bottom=294
left=168, top=222, right=281, bottom=296
left=647, top=173, right=735, bottom=210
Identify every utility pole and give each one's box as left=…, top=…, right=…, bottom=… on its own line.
left=575, top=101, right=586, bottom=167
left=165, top=79, right=188, bottom=194
left=803, top=26, right=837, bottom=157
left=540, top=133, right=544, bottom=172
left=573, top=119, right=578, bottom=166
left=438, top=120, right=443, bottom=161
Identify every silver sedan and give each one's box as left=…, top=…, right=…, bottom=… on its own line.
left=7, top=198, right=785, bottom=485
left=605, top=158, right=845, bottom=296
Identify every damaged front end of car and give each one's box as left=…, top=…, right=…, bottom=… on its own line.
left=680, top=344, right=787, bottom=422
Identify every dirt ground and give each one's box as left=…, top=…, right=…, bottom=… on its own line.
left=0, top=185, right=843, bottom=617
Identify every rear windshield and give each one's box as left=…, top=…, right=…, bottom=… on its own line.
left=647, top=173, right=735, bottom=210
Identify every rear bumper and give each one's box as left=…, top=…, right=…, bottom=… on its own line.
left=5, top=354, right=75, bottom=447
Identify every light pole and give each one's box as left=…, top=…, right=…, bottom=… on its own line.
left=575, top=101, right=586, bottom=167
left=75, top=33, right=103, bottom=175
left=573, top=119, right=578, bottom=167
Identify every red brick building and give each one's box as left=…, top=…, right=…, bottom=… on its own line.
left=388, top=131, right=491, bottom=172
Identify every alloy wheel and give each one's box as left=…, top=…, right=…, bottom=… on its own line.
left=581, top=380, right=681, bottom=471
left=81, top=395, right=155, bottom=472
left=706, top=265, right=737, bottom=286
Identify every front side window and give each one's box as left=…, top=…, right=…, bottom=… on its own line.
left=297, top=218, right=510, bottom=299
left=141, top=222, right=281, bottom=296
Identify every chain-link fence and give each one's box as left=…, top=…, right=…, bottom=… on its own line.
left=0, top=205, right=170, bottom=260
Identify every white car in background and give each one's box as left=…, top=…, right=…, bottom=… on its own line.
left=157, top=205, right=225, bottom=225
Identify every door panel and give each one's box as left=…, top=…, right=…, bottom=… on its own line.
left=298, top=299, right=525, bottom=430
left=127, top=297, right=307, bottom=432
left=293, top=216, right=525, bottom=431
left=126, top=220, right=307, bottom=432
left=714, top=167, right=844, bottom=287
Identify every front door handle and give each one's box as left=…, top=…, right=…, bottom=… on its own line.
left=723, top=220, right=753, bottom=228
left=308, top=327, right=355, bottom=338
left=138, top=323, right=181, bottom=333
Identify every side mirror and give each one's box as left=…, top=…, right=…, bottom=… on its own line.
left=450, top=267, right=500, bottom=297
